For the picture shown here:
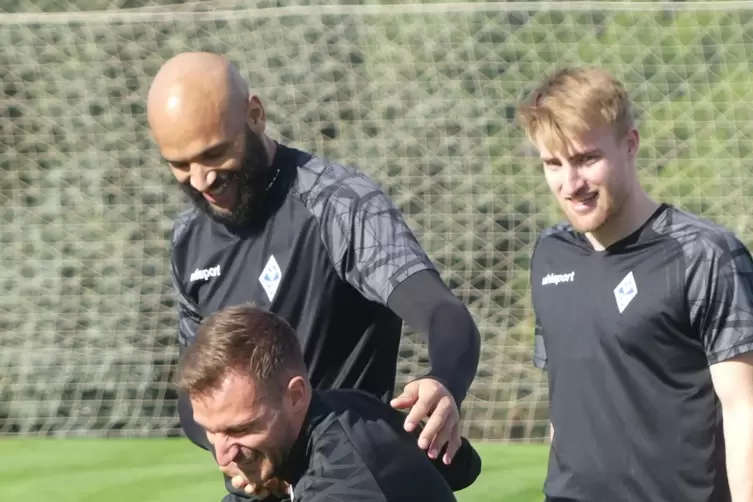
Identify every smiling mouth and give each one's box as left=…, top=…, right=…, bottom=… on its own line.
left=569, top=192, right=598, bottom=204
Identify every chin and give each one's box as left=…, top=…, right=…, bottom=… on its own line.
left=567, top=213, right=609, bottom=234
left=208, top=205, right=235, bottom=217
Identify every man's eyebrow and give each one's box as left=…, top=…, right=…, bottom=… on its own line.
left=222, top=417, right=259, bottom=435
left=161, top=140, right=233, bottom=165
left=541, top=149, right=602, bottom=165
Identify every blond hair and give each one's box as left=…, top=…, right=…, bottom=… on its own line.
left=517, top=67, right=634, bottom=154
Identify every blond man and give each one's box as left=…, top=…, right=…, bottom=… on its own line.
left=518, top=66, right=753, bottom=502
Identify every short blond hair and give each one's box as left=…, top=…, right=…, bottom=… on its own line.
left=516, top=67, right=634, bottom=154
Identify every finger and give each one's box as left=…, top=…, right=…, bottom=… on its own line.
left=231, top=475, right=249, bottom=490
left=403, top=393, right=438, bottom=433
left=442, top=423, right=463, bottom=465
left=390, top=383, right=419, bottom=410
left=416, top=397, right=452, bottom=451
left=221, top=461, right=241, bottom=477
left=427, top=406, right=456, bottom=459
left=245, top=484, right=269, bottom=498
left=390, top=393, right=417, bottom=410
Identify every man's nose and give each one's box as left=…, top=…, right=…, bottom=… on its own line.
left=190, top=165, right=217, bottom=193
left=561, top=165, right=585, bottom=196
left=213, top=435, right=238, bottom=467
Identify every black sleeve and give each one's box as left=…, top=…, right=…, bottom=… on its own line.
left=314, top=169, right=437, bottom=305
left=530, top=235, right=547, bottom=370
left=171, top=257, right=202, bottom=355
left=533, top=317, right=547, bottom=370
left=686, top=232, right=753, bottom=364
left=387, top=269, right=480, bottom=406
left=170, top=220, right=213, bottom=452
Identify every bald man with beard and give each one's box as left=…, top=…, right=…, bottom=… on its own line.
left=146, top=52, right=482, bottom=502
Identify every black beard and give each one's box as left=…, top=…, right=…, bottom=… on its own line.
left=180, top=128, right=272, bottom=226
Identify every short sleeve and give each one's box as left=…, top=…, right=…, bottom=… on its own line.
left=171, top=259, right=202, bottom=351
left=686, top=232, right=753, bottom=365
left=530, top=234, right=548, bottom=370
left=315, top=170, right=436, bottom=305
left=533, top=317, right=548, bottom=370
left=170, top=211, right=203, bottom=351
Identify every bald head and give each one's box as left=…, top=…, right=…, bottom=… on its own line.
left=147, top=52, right=252, bottom=154
left=147, top=52, right=274, bottom=227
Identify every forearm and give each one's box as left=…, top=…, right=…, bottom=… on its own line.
left=387, top=270, right=481, bottom=405
left=723, top=405, right=753, bottom=502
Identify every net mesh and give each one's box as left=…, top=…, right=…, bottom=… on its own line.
left=3, top=0, right=753, bottom=441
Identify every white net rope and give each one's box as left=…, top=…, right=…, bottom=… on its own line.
left=2, top=1, right=753, bottom=440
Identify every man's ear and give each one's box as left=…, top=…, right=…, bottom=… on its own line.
left=247, top=95, right=266, bottom=134
left=285, top=375, right=309, bottom=413
left=626, top=128, right=640, bottom=159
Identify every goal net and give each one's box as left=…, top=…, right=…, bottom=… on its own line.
left=2, top=0, right=753, bottom=441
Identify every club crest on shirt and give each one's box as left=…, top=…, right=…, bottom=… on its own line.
left=614, top=271, right=637, bottom=314
left=259, top=255, right=282, bottom=301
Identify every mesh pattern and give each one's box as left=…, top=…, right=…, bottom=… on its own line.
left=3, top=1, right=753, bottom=440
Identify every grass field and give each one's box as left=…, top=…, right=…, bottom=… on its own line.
left=0, top=439, right=549, bottom=501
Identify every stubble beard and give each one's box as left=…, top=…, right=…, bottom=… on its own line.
left=565, top=197, right=611, bottom=234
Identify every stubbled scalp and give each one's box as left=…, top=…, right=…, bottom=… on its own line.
left=146, top=52, right=250, bottom=150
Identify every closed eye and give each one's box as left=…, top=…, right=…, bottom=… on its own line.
left=223, top=420, right=258, bottom=436
left=201, top=144, right=231, bottom=162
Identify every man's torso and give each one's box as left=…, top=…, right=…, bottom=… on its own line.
left=171, top=144, right=435, bottom=457
left=531, top=204, right=731, bottom=502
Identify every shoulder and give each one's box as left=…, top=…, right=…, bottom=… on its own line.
left=170, top=206, right=202, bottom=247
left=651, top=205, right=751, bottom=266
left=532, top=221, right=580, bottom=258
left=291, top=153, right=393, bottom=213
left=311, top=390, right=411, bottom=460
left=169, top=206, right=204, bottom=274
left=296, top=403, right=386, bottom=501
left=318, top=389, right=404, bottom=431
left=536, top=221, right=577, bottom=244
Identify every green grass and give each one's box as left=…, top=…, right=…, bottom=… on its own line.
left=0, top=438, right=548, bottom=501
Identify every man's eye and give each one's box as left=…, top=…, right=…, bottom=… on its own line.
left=204, top=149, right=226, bottom=161
left=583, top=155, right=600, bottom=164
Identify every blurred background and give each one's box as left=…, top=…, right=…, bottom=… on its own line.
left=2, top=0, right=752, bottom=500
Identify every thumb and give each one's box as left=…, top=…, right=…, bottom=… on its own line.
left=390, top=381, right=420, bottom=409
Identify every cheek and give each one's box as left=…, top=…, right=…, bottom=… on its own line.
left=236, top=433, right=265, bottom=452
left=221, top=155, right=243, bottom=171
left=588, top=160, right=617, bottom=187
left=171, top=168, right=189, bottom=184
left=543, top=170, right=563, bottom=195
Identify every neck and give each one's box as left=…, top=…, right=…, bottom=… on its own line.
left=279, top=390, right=314, bottom=485
left=585, top=184, right=659, bottom=251
left=262, top=133, right=278, bottom=167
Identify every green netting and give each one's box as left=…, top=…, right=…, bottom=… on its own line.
left=3, top=1, right=753, bottom=441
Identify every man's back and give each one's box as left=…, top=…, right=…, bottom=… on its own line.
left=284, top=389, right=481, bottom=502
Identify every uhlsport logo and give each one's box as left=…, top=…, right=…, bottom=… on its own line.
left=541, top=271, right=575, bottom=286
left=190, top=264, right=221, bottom=282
